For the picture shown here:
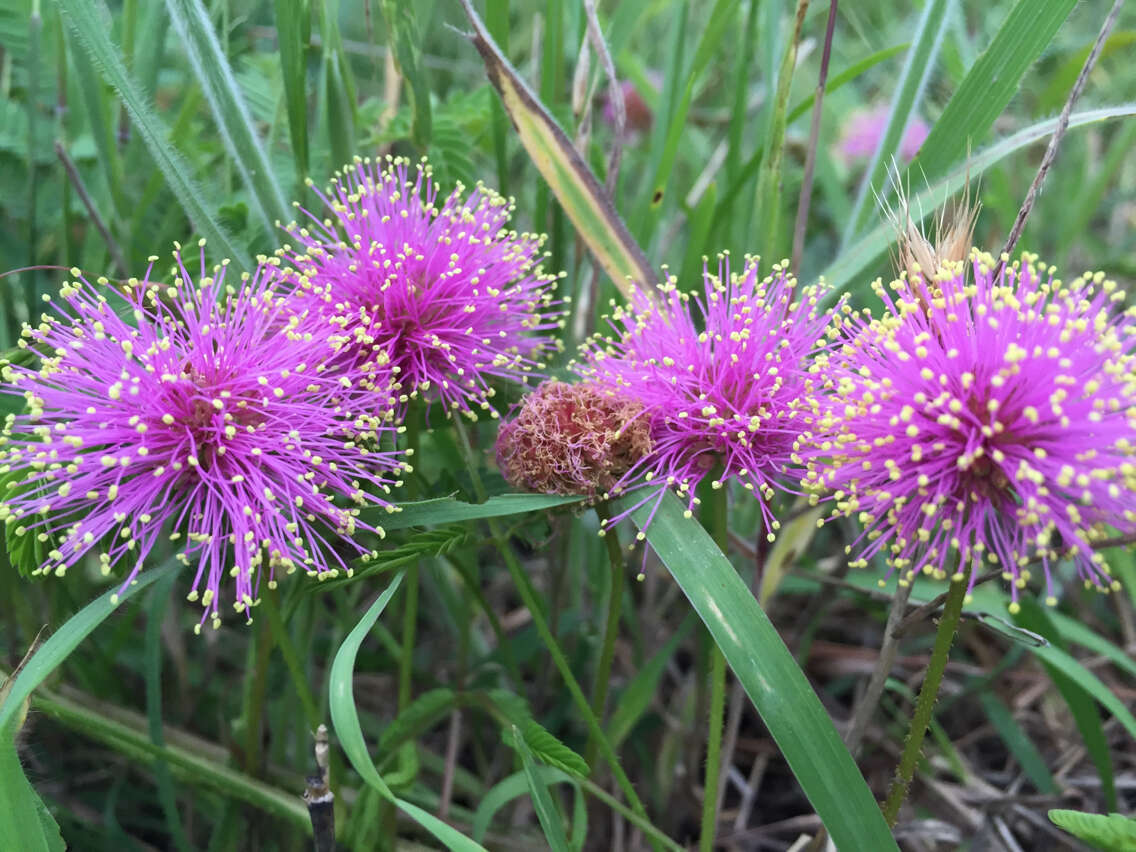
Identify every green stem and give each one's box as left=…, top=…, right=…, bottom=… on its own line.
left=399, top=564, right=419, bottom=709
left=450, top=419, right=659, bottom=844
left=700, top=483, right=728, bottom=852
left=261, top=591, right=321, bottom=730
left=30, top=685, right=312, bottom=831
left=585, top=504, right=625, bottom=769
left=493, top=518, right=652, bottom=828
left=881, top=577, right=967, bottom=826
left=242, top=611, right=272, bottom=775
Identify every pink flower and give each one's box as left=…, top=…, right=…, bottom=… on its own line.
left=0, top=247, right=404, bottom=629
left=802, top=253, right=1136, bottom=609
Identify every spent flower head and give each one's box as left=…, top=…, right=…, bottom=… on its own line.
left=278, top=156, right=562, bottom=420
left=576, top=257, right=836, bottom=537
left=801, top=252, right=1136, bottom=609
left=495, top=380, right=652, bottom=498
left=0, top=246, right=406, bottom=630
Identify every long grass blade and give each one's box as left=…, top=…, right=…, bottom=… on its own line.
left=274, top=0, right=310, bottom=180
left=623, top=490, right=899, bottom=851
left=328, top=572, right=488, bottom=850
left=457, top=0, right=656, bottom=300
left=905, top=0, right=1079, bottom=182
left=54, top=0, right=251, bottom=270
left=164, top=0, right=291, bottom=232
left=842, top=0, right=948, bottom=245
left=821, top=105, right=1136, bottom=299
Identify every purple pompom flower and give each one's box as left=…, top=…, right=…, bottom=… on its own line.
left=576, top=257, right=836, bottom=539
left=0, top=246, right=405, bottom=631
left=838, top=105, right=929, bottom=164
left=278, top=156, right=562, bottom=420
left=801, top=252, right=1136, bottom=610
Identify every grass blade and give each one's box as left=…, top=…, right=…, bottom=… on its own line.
left=1014, top=599, right=1123, bottom=810
left=977, top=693, right=1059, bottom=795
left=66, top=29, right=128, bottom=218
left=274, top=0, right=310, bottom=180
left=623, top=490, right=899, bottom=852
left=905, top=0, right=1079, bottom=182
left=753, top=0, right=807, bottom=259
left=379, top=0, right=431, bottom=149
left=633, top=0, right=737, bottom=240
left=366, top=493, right=584, bottom=531
left=457, top=0, right=656, bottom=300
left=842, top=0, right=948, bottom=244
left=0, top=561, right=180, bottom=733
left=328, top=572, right=487, bottom=851
left=0, top=737, right=66, bottom=852
left=165, top=0, right=291, bottom=232
left=821, top=105, right=1136, bottom=298
left=54, top=0, right=251, bottom=270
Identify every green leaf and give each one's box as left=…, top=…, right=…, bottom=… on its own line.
left=1048, top=810, right=1136, bottom=852
left=327, top=572, right=487, bottom=851
left=517, top=720, right=589, bottom=778
left=0, top=561, right=180, bottom=733
left=164, top=0, right=291, bottom=233
left=1014, top=602, right=1136, bottom=743
left=324, top=45, right=356, bottom=172
left=54, top=0, right=251, bottom=270
left=367, top=493, right=584, bottom=532
left=977, top=693, right=1058, bottom=795
left=455, top=0, right=655, bottom=300
left=905, top=0, right=1079, bottom=182
left=0, top=738, right=66, bottom=852
left=274, top=0, right=310, bottom=179
left=1046, top=609, right=1136, bottom=683
left=821, top=105, right=1136, bottom=298
left=621, top=489, right=899, bottom=852
left=28, top=686, right=312, bottom=830
left=1, top=472, right=51, bottom=579
left=512, top=726, right=571, bottom=852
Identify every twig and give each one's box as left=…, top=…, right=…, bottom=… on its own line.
left=304, top=724, right=335, bottom=852
left=791, top=0, right=838, bottom=273
left=439, top=708, right=463, bottom=819
left=582, top=0, right=625, bottom=194
left=54, top=141, right=128, bottom=278
left=892, top=569, right=1001, bottom=638
left=843, top=579, right=914, bottom=756
left=997, top=0, right=1122, bottom=269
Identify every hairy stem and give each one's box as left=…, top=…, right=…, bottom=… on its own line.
left=586, top=503, right=625, bottom=769
left=882, top=577, right=967, bottom=825
left=700, top=482, right=729, bottom=851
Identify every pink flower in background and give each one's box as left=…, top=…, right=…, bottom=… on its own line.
left=839, top=105, right=930, bottom=164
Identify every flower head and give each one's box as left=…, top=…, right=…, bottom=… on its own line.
left=801, top=252, right=1136, bottom=609
left=576, top=257, right=836, bottom=536
left=278, top=156, right=561, bottom=419
left=495, top=380, right=652, bottom=498
left=0, top=247, right=405, bottom=630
